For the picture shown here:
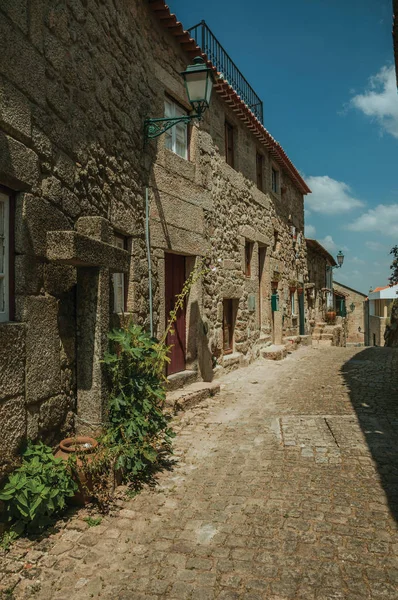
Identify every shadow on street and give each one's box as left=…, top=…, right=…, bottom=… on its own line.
left=341, top=346, right=398, bottom=522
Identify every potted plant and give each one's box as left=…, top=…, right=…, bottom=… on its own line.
left=55, top=437, right=98, bottom=505
left=325, top=310, right=336, bottom=324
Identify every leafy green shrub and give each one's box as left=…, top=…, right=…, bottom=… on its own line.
left=102, top=322, right=175, bottom=477
left=0, top=442, right=77, bottom=535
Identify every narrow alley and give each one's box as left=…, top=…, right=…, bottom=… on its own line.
left=3, top=345, right=398, bottom=600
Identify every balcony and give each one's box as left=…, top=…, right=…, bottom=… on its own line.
left=187, top=20, right=264, bottom=123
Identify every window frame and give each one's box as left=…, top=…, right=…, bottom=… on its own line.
left=223, top=299, right=235, bottom=354
left=225, top=120, right=235, bottom=168
left=244, top=241, right=253, bottom=278
left=256, top=152, right=264, bottom=191
left=271, top=165, right=280, bottom=194
left=0, top=187, right=14, bottom=323
left=113, top=234, right=128, bottom=314
left=164, top=96, right=189, bottom=160
left=290, top=291, right=296, bottom=317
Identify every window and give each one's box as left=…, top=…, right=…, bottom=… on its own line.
left=225, top=121, right=234, bottom=168
left=113, top=234, right=127, bottom=313
left=164, top=98, right=188, bottom=159
left=245, top=241, right=253, bottom=277
left=291, top=292, right=296, bottom=316
left=271, top=166, right=279, bottom=194
left=256, top=153, right=264, bottom=191
left=0, top=191, right=12, bottom=323
left=223, top=299, right=235, bottom=353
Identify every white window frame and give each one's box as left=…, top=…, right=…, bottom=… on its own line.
left=0, top=192, right=9, bottom=323
left=164, top=97, right=188, bottom=159
left=291, top=291, right=296, bottom=317
left=113, top=234, right=126, bottom=314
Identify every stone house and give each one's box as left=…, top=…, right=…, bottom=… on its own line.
left=0, top=0, right=310, bottom=477
left=333, top=281, right=366, bottom=345
left=305, top=238, right=336, bottom=329
left=366, top=284, right=398, bottom=346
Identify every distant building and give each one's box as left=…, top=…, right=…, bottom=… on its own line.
left=366, top=284, right=398, bottom=346
left=333, top=282, right=367, bottom=345
left=305, top=239, right=337, bottom=329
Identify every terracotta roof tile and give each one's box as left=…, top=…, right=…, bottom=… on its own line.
left=149, top=1, right=311, bottom=195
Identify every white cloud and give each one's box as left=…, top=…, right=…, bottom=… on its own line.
left=347, top=204, right=398, bottom=237
left=305, top=176, right=364, bottom=215
left=365, top=241, right=384, bottom=251
left=318, top=235, right=349, bottom=254
left=319, top=235, right=337, bottom=252
left=305, top=224, right=316, bottom=237
left=350, top=256, right=365, bottom=265
left=350, top=65, right=398, bottom=138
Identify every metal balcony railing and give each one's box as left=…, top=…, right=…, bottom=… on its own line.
left=187, top=20, right=264, bottom=123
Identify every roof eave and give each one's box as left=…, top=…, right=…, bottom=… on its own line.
left=149, top=1, right=311, bottom=196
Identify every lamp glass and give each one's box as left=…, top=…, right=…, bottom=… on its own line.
left=181, top=57, right=214, bottom=109
left=184, top=70, right=212, bottom=104
left=337, top=250, right=344, bottom=267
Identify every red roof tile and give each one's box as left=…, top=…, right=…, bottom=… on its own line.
left=149, top=1, right=311, bottom=195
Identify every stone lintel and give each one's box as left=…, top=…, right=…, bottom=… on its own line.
left=47, top=230, right=130, bottom=272
left=239, top=225, right=271, bottom=246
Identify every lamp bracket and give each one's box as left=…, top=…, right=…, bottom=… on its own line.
left=144, top=103, right=207, bottom=142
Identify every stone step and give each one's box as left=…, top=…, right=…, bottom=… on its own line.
left=299, top=335, right=312, bottom=346
left=166, top=369, right=198, bottom=392
left=312, top=339, right=333, bottom=348
left=312, top=333, right=334, bottom=341
left=166, top=381, right=220, bottom=413
left=261, top=345, right=287, bottom=361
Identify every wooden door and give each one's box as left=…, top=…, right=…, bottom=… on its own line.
left=165, top=254, right=186, bottom=375
left=223, top=299, right=234, bottom=354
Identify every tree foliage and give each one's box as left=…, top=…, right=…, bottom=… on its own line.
left=389, top=245, right=398, bottom=286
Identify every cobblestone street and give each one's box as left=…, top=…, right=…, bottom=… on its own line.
left=2, top=345, right=398, bottom=600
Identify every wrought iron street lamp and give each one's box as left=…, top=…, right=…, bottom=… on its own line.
left=144, top=57, right=215, bottom=141
left=350, top=302, right=355, bottom=312
left=327, top=250, right=345, bottom=271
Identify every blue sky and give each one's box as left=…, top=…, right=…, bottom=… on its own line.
left=167, top=0, right=398, bottom=294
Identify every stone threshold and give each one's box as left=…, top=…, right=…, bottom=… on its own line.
left=165, top=381, right=220, bottom=413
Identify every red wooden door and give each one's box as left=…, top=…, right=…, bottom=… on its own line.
left=165, top=254, right=186, bottom=375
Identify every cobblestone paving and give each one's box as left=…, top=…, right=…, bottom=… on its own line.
left=2, top=345, right=398, bottom=599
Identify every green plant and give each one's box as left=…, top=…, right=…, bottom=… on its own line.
left=84, top=516, right=102, bottom=527
left=101, top=322, right=175, bottom=477
left=77, top=257, right=210, bottom=508
left=0, top=442, right=77, bottom=536
left=0, top=529, right=18, bottom=551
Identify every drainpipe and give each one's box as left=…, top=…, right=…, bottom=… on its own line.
left=145, top=186, right=154, bottom=337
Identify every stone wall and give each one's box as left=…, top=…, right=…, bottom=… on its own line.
left=305, top=242, right=328, bottom=329
left=333, top=281, right=366, bottom=345
left=369, top=315, right=387, bottom=347
left=0, top=0, right=159, bottom=477
left=0, top=0, right=309, bottom=475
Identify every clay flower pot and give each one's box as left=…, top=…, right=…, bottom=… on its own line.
left=55, top=437, right=98, bottom=505
left=325, top=311, right=336, bottom=324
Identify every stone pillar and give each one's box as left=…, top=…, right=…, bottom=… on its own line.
left=76, top=267, right=110, bottom=433
left=46, top=216, right=130, bottom=434
left=273, top=310, right=283, bottom=345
